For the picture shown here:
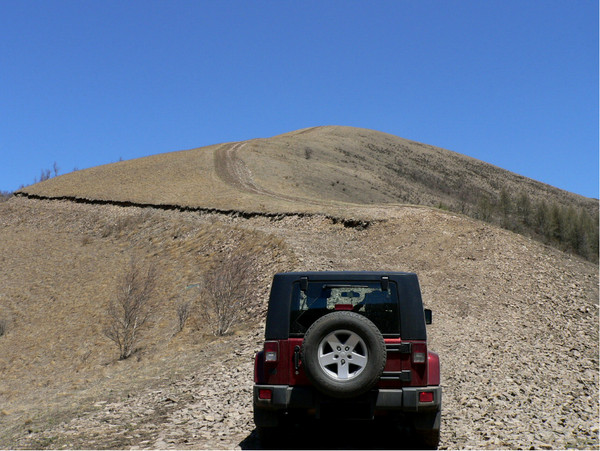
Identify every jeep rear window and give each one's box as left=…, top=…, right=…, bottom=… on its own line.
left=289, top=281, right=400, bottom=337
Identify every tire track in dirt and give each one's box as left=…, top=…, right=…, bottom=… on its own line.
left=214, top=142, right=314, bottom=206
left=213, top=141, right=353, bottom=211
left=214, top=142, right=271, bottom=197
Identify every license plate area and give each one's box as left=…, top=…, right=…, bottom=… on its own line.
left=317, top=399, right=374, bottom=420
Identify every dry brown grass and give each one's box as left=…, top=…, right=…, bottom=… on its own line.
left=19, top=126, right=596, bottom=216
left=0, top=195, right=597, bottom=449
left=0, top=197, right=293, bottom=445
left=18, top=126, right=597, bottom=261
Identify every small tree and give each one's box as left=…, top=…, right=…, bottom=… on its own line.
left=0, top=191, right=12, bottom=203
left=104, top=257, right=157, bottom=359
left=515, top=191, right=532, bottom=226
left=39, top=168, right=51, bottom=182
left=499, top=187, right=512, bottom=218
left=477, top=194, right=493, bottom=222
left=175, top=300, right=192, bottom=333
left=197, top=249, right=255, bottom=336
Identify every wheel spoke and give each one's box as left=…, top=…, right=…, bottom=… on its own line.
left=350, top=353, right=367, bottom=368
left=325, top=334, right=343, bottom=351
left=345, top=333, right=361, bottom=351
left=319, top=352, right=338, bottom=366
left=337, top=361, right=350, bottom=379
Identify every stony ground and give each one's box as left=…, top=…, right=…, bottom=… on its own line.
left=3, top=198, right=597, bottom=450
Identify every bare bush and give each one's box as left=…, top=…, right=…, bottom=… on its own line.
left=175, top=300, right=192, bottom=333
left=0, top=191, right=12, bottom=203
left=104, top=257, right=157, bottom=360
left=38, top=168, right=51, bottom=183
left=0, top=318, right=6, bottom=337
left=197, top=249, right=255, bottom=336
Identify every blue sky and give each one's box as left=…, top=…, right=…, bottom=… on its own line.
left=1, top=1, right=598, bottom=198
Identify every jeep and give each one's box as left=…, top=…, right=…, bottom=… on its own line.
left=253, top=271, right=441, bottom=448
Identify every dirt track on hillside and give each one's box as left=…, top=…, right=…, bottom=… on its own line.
left=214, top=142, right=265, bottom=197
left=213, top=140, right=312, bottom=213
left=213, top=140, right=350, bottom=212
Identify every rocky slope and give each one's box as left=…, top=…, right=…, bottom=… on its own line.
left=1, top=197, right=597, bottom=449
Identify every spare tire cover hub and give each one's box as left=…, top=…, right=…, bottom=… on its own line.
left=317, top=329, right=368, bottom=380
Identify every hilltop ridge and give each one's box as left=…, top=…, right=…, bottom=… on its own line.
left=19, top=126, right=596, bottom=211
left=17, top=125, right=598, bottom=260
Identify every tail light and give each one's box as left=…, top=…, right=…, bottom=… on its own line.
left=258, top=389, right=273, bottom=400
left=412, top=342, right=427, bottom=364
left=419, top=391, right=434, bottom=403
left=264, top=341, right=279, bottom=362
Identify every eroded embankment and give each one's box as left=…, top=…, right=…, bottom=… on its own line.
left=13, top=191, right=374, bottom=230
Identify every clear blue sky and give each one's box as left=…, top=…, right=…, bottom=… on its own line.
left=1, top=0, right=598, bottom=198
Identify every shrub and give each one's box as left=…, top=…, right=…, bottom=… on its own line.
left=39, top=169, right=51, bottom=182
left=175, top=300, right=192, bottom=333
left=104, top=257, right=157, bottom=359
left=196, top=249, right=255, bottom=336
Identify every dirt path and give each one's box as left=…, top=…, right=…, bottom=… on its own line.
left=214, top=142, right=268, bottom=197
left=213, top=141, right=336, bottom=210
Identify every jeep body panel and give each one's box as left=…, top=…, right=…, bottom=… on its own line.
left=255, top=338, right=433, bottom=388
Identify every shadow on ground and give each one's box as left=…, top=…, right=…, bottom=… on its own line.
left=239, top=420, right=426, bottom=450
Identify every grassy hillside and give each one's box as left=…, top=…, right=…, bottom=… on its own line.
left=0, top=197, right=294, bottom=445
left=18, top=126, right=598, bottom=261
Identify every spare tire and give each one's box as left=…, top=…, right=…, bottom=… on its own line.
left=301, top=311, right=386, bottom=399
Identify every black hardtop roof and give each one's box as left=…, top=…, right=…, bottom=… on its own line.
left=273, top=271, right=417, bottom=280
left=266, top=271, right=427, bottom=340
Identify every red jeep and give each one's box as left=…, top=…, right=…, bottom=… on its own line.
left=253, top=272, right=441, bottom=448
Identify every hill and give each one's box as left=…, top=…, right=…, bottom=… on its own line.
left=1, top=126, right=598, bottom=449
left=18, top=126, right=598, bottom=261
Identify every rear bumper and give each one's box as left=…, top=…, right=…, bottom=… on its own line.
left=253, top=384, right=441, bottom=414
